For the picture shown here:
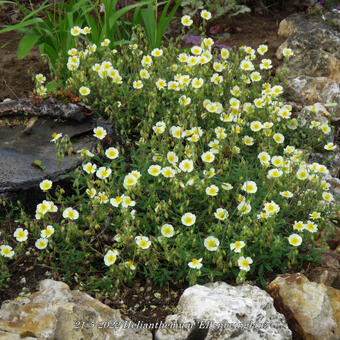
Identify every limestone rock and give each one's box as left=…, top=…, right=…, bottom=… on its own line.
left=276, top=12, right=340, bottom=118
left=0, top=279, right=152, bottom=340
left=276, top=14, right=340, bottom=78
left=155, top=282, right=292, bottom=340
left=267, top=273, right=340, bottom=340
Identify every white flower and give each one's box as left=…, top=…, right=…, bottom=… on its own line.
left=14, top=227, right=28, bottom=242
left=148, top=165, right=162, bottom=176
left=96, top=166, right=112, bottom=180
left=121, top=195, right=136, bottom=208
left=104, top=250, right=119, bottom=266
left=238, top=256, right=253, bottom=271
left=41, top=225, right=55, bottom=238
left=258, top=152, right=271, bottom=164
left=201, top=151, right=215, bottom=163
left=263, top=201, right=280, bottom=215
left=267, top=168, right=283, bottom=179
left=181, top=212, right=196, bottom=226
left=151, top=48, right=163, bottom=57
left=257, top=44, right=268, bottom=55
left=125, top=260, right=136, bottom=270
left=293, top=221, right=305, bottom=231
left=237, top=201, right=251, bottom=215
left=296, top=167, right=309, bottom=180
left=167, top=151, right=178, bottom=164
left=133, top=80, right=143, bottom=89
left=243, top=136, right=254, bottom=146
left=161, top=224, right=174, bottom=238
left=214, top=208, right=228, bottom=221
left=242, top=181, right=257, bottom=194
left=40, top=179, right=52, bottom=191
left=82, top=26, right=91, bottom=35
left=93, top=127, right=107, bottom=140
left=79, top=86, right=90, bottom=96
left=260, top=59, right=272, bottom=70
left=170, top=126, right=183, bottom=138
left=221, top=48, right=230, bottom=59
left=181, top=15, right=193, bottom=26
left=288, top=234, right=302, bottom=246
left=271, top=156, right=284, bottom=167
left=62, top=207, right=79, bottom=220
left=83, top=162, right=97, bottom=174
left=135, top=236, right=151, bottom=249
left=123, top=174, right=138, bottom=188
left=35, top=73, right=46, bottom=83
left=201, top=10, right=212, bottom=20
left=324, top=143, right=336, bottom=151
left=162, top=167, right=176, bottom=178
left=179, top=159, right=194, bottom=173
left=230, top=241, right=245, bottom=253
left=70, top=26, right=81, bottom=36
left=204, top=236, right=220, bottom=251
left=35, top=238, right=48, bottom=250
left=141, top=55, right=153, bottom=67
left=140, top=69, right=150, bottom=79
left=110, top=196, right=123, bottom=207
left=191, top=45, right=202, bottom=55
left=50, top=132, right=62, bottom=143
left=101, top=38, right=111, bottom=46
left=191, top=78, right=204, bottom=89
left=0, top=245, right=14, bottom=258
left=282, top=48, right=293, bottom=57
left=206, top=185, right=219, bottom=196
left=188, top=258, right=203, bottom=269
left=250, top=121, right=263, bottom=132
left=305, top=221, right=318, bottom=233
left=280, top=191, right=293, bottom=198
left=322, top=192, right=334, bottom=202
left=240, top=59, right=254, bottom=71
left=273, top=133, right=284, bottom=144
left=105, top=147, right=119, bottom=160
left=153, top=121, right=166, bottom=134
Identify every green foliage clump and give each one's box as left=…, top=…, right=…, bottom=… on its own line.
left=1, top=12, right=338, bottom=295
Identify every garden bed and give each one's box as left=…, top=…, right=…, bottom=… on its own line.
left=0, top=2, right=339, bottom=338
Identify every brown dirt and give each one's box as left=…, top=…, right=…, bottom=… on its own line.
left=213, top=11, right=290, bottom=70
left=0, top=32, right=48, bottom=101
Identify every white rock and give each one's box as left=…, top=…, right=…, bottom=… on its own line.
left=155, top=282, right=292, bottom=340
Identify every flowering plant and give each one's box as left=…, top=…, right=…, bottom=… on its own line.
left=1, top=10, right=338, bottom=294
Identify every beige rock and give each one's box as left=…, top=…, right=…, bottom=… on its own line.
left=276, top=13, right=340, bottom=118
left=267, top=273, right=340, bottom=340
left=278, top=17, right=296, bottom=38
left=0, top=280, right=152, bottom=340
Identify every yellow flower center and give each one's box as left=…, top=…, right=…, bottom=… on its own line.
left=234, top=241, right=242, bottom=249
left=184, top=217, right=192, bottom=224
left=241, top=259, right=249, bottom=267
left=140, top=240, right=147, bottom=248
left=208, top=240, right=216, bottom=248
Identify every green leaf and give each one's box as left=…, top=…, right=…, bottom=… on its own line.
left=0, top=17, right=44, bottom=34
left=32, top=160, right=45, bottom=171
left=17, top=33, right=40, bottom=59
left=46, top=79, right=61, bottom=94
left=141, top=5, right=156, bottom=47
